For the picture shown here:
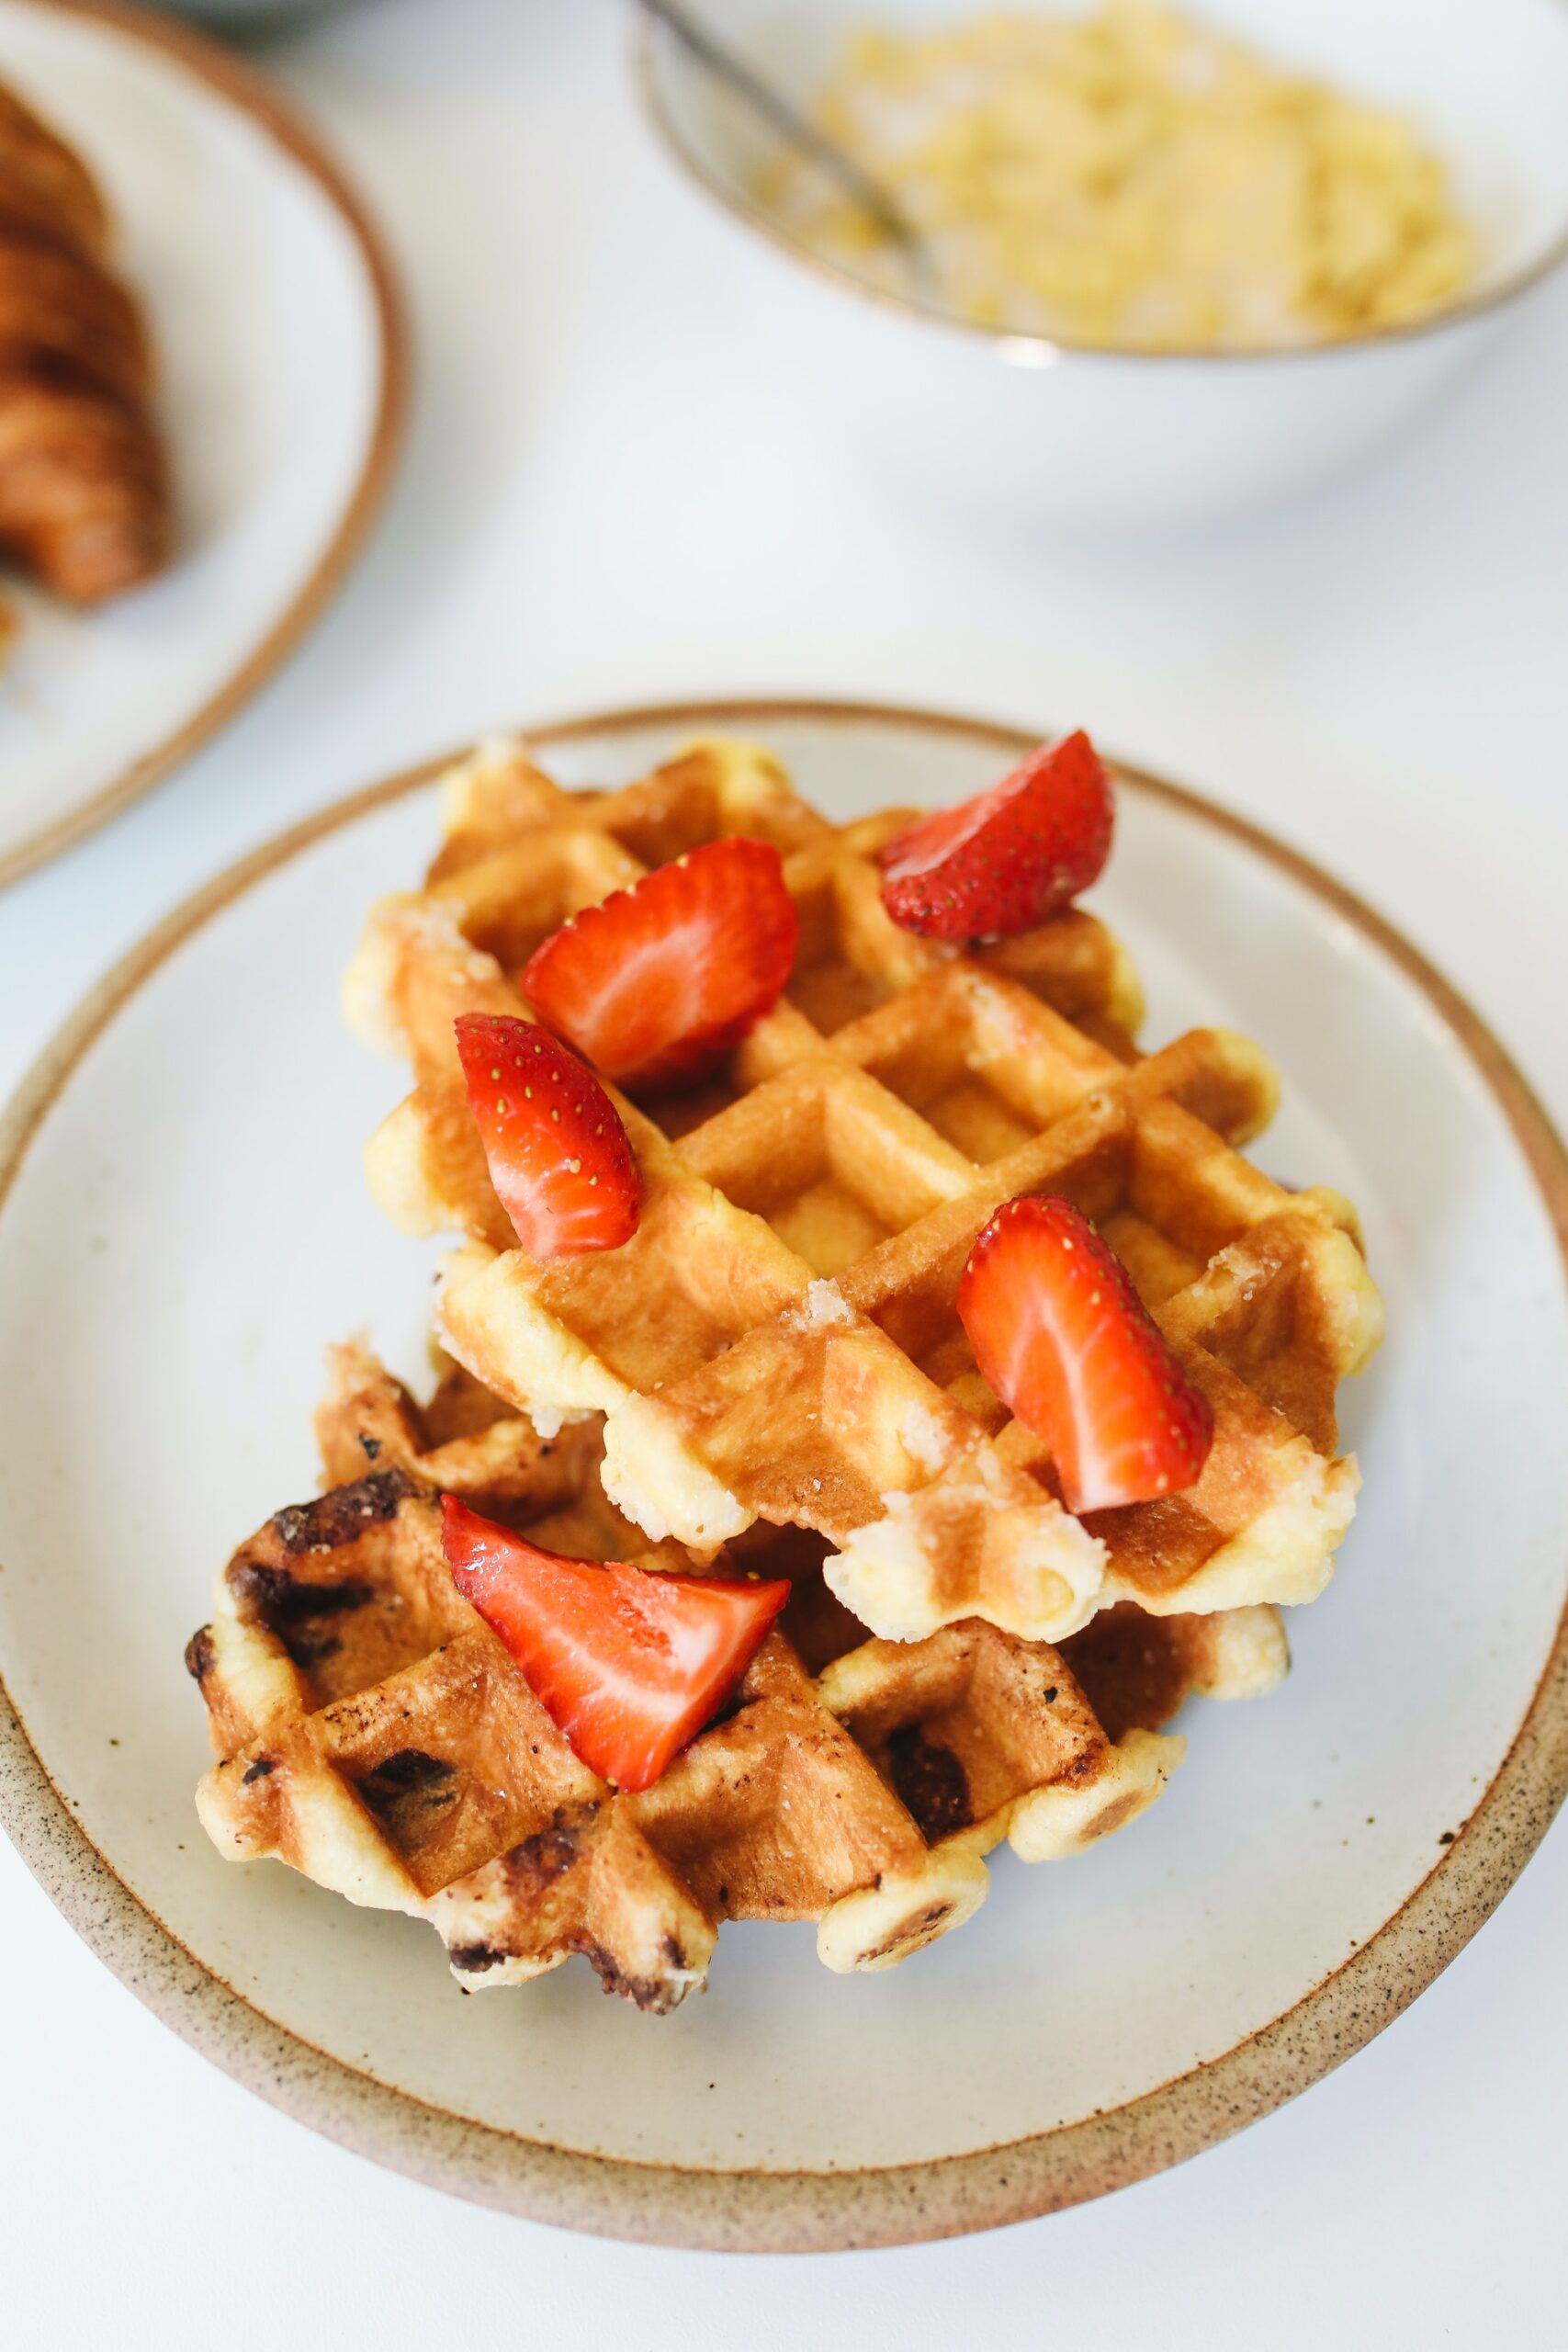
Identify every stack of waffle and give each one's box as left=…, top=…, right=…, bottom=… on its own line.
left=188, top=734, right=1383, bottom=2008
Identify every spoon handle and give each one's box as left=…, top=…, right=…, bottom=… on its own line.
left=637, top=0, right=922, bottom=259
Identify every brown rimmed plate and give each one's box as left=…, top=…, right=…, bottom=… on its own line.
left=1, top=699, right=1564, bottom=2250
left=0, top=0, right=406, bottom=889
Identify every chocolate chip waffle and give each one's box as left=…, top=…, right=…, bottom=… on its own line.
left=186, top=1343, right=1287, bottom=2010
left=346, top=734, right=1384, bottom=1646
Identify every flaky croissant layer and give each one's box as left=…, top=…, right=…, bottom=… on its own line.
left=0, top=79, right=173, bottom=604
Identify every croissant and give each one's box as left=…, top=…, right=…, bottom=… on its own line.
left=0, top=81, right=171, bottom=603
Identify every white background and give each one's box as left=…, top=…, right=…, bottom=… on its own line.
left=2, top=0, right=1564, bottom=2342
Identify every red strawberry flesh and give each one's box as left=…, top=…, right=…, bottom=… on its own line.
left=880, top=730, right=1113, bottom=941
left=454, top=1012, right=640, bottom=1258
left=522, top=836, right=799, bottom=1091
left=441, top=1494, right=790, bottom=1792
left=957, top=1193, right=1213, bottom=1514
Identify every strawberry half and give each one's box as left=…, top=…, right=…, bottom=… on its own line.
left=880, top=731, right=1113, bottom=941
left=454, top=1012, right=640, bottom=1257
left=442, top=1495, right=790, bottom=1792
left=521, top=836, right=799, bottom=1091
left=957, top=1193, right=1213, bottom=1514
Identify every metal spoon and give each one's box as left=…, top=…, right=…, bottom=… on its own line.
left=637, top=0, right=931, bottom=282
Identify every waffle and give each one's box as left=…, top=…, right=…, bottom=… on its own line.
left=346, top=734, right=1384, bottom=1645
left=186, top=1343, right=1287, bottom=2010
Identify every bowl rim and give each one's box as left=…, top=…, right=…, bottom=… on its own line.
left=636, top=11, right=1568, bottom=366
left=2, top=695, right=1567, bottom=2251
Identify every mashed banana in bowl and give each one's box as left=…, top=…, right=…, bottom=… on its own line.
left=767, top=1, right=1480, bottom=350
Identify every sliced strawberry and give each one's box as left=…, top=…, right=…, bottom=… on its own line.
left=880, top=731, right=1113, bottom=941
left=453, top=1012, right=640, bottom=1257
left=957, top=1193, right=1213, bottom=1514
left=441, top=1494, right=789, bottom=1792
left=521, top=836, right=798, bottom=1090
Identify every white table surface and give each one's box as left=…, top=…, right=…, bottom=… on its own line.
left=3, top=1, right=1565, bottom=2341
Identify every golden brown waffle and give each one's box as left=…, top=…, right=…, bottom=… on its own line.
left=346, top=734, right=1384, bottom=1647
left=186, top=1343, right=1287, bottom=2010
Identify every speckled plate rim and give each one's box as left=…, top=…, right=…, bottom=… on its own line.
left=0, top=0, right=409, bottom=894
left=1, top=696, right=1565, bottom=2253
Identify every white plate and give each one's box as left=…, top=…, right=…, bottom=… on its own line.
left=1, top=701, right=1564, bottom=2251
left=0, top=0, right=404, bottom=888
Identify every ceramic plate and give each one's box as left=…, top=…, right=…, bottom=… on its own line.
left=0, top=0, right=405, bottom=888
left=1, top=701, right=1564, bottom=2252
